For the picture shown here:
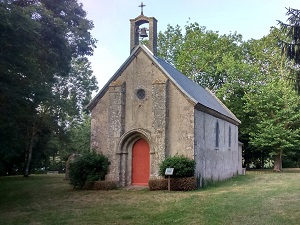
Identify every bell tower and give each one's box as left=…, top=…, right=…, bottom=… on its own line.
left=130, top=2, right=158, bottom=56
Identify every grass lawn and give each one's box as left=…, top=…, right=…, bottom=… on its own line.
left=0, top=170, right=300, bottom=225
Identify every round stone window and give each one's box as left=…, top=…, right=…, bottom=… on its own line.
left=136, top=89, right=146, bottom=100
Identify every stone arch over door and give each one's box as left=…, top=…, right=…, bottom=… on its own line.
left=117, top=129, right=152, bottom=186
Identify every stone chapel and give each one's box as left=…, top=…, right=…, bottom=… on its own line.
left=87, top=9, right=243, bottom=187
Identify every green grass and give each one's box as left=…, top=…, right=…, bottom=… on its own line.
left=0, top=170, right=300, bottom=225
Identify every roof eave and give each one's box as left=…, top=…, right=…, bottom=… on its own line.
left=86, top=45, right=143, bottom=110
left=141, top=45, right=198, bottom=105
left=195, top=103, right=241, bottom=125
left=204, top=88, right=241, bottom=124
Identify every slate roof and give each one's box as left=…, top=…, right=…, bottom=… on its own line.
left=87, top=44, right=240, bottom=124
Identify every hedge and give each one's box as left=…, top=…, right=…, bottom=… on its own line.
left=149, top=177, right=197, bottom=191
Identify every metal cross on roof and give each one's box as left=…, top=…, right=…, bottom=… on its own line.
left=138, top=2, right=146, bottom=15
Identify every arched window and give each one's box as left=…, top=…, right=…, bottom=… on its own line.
left=215, top=121, right=220, bottom=148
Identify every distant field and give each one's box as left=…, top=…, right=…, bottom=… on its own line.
left=0, top=170, right=300, bottom=225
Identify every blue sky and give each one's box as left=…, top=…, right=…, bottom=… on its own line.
left=79, top=0, right=300, bottom=90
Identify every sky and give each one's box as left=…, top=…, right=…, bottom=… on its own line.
left=78, top=0, right=300, bottom=91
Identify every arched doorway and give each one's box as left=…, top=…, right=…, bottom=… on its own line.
left=132, top=139, right=150, bottom=186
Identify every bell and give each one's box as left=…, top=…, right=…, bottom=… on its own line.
left=139, top=27, right=148, bottom=38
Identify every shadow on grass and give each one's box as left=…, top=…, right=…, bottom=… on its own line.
left=200, top=174, right=252, bottom=191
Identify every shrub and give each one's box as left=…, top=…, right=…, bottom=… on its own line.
left=170, top=177, right=197, bottom=191
left=148, top=177, right=197, bottom=191
left=69, top=152, right=109, bottom=189
left=159, top=155, right=195, bottom=178
left=148, top=179, right=168, bottom=191
left=83, top=181, right=95, bottom=190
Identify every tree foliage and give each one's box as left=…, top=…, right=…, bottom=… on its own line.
left=278, top=8, right=300, bottom=64
left=157, top=20, right=299, bottom=170
left=157, top=24, right=183, bottom=66
left=158, top=22, right=244, bottom=91
left=278, top=8, right=300, bottom=93
left=62, top=114, right=93, bottom=160
left=0, top=0, right=97, bottom=176
left=234, top=28, right=292, bottom=168
left=244, top=79, right=300, bottom=171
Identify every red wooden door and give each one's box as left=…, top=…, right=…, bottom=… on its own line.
left=132, top=139, right=150, bottom=186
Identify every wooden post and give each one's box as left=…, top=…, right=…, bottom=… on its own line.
left=165, top=168, right=174, bottom=192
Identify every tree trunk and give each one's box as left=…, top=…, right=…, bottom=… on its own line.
left=261, top=151, right=264, bottom=169
left=273, top=150, right=283, bottom=172
left=24, top=123, right=39, bottom=177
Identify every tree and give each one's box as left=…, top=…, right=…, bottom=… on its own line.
left=278, top=8, right=300, bottom=93
left=0, top=2, right=45, bottom=175
left=157, top=22, right=261, bottom=167
left=244, top=79, right=300, bottom=171
left=57, top=113, right=93, bottom=162
left=0, top=0, right=97, bottom=176
left=278, top=8, right=300, bottom=64
left=157, top=21, right=299, bottom=169
left=235, top=28, right=291, bottom=168
left=158, top=22, right=244, bottom=92
left=24, top=57, right=97, bottom=175
left=157, top=24, right=183, bottom=66
left=51, top=57, right=98, bottom=126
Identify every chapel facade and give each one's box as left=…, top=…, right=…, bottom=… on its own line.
left=87, top=9, right=243, bottom=187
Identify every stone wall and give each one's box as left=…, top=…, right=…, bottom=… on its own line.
left=90, top=49, right=196, bottom=186
left=167, top=82, right=195, bottom=158
left=90, top=48, right=240, bottom=187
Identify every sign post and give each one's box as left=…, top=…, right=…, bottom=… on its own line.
left=165, top=168, right=174, bottom=191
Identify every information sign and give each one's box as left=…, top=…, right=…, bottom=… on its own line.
left=165, top=168, right=174, bottom=176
